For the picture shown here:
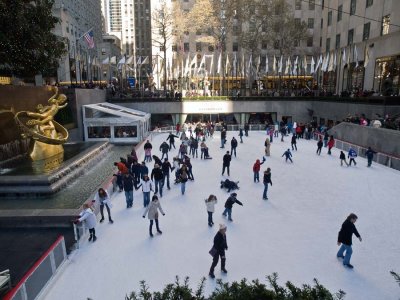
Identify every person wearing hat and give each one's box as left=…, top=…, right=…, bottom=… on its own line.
left=151, top=164, right=164, bottom=197
left=222, top=193, right=243, bottom=222
left=209, top=224, right=228, bottom=278
left=142, top=195, right=165, bottom=237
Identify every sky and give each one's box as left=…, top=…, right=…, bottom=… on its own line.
left=40, top=130, right=400, bottom=300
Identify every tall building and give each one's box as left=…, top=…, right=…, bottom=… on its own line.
left=319, top=0, right=400, bottom=94
left=52, top=0, right=103, bottom=83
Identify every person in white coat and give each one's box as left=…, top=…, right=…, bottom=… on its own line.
left=142, top=195, right=165, bottom=237
left=75, top=203, right=97, bottom=242
left=95, top=188, right=113, bottom=223
left=205, top=194, right=218, bottom=227
left=136, top=174, right=153, bottom=207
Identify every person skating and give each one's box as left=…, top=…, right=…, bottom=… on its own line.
left=209, top=224, right=228, bottom=279
left=139, top=161, right=149, bottom=180
left=74, top=203, right=97, bottom=242
left=244, top=123, right=249, bottom=136
left=365, top=147, right=377, bottom=167
left=282, top=149, right=293, bottom=163
left=323, top=132, right=329, bottom=147
left=144, top=140, right=153, bottom=162
left=190, top=137, right=199, bottom=158
left=220, top=129, right=227, bottom=148
left=161, top=158, right=173, bottom=190
left=205, top=194, right=218, bottom=227
left=222, top=193, right=243, bottom=221
left=337, top=213, right=362, bottom=269
left=183, top=155, right=195, bottom=180
left=230, top=137, right=238, bottom=157
left=142, top=195, right=165, bottom=237
left=316, top=137, right=323, bottom=155
left=159, top=141, right=170, bottom=160
left=340, top=151, right=349, bottom=166
left=151, top=164, right=164, bottom=197
left=348, top=148, right=357, bottom=166
left=95, top=188, right=113, bottom=223
left=264, top=138, right=271, bottom=156
left=327, top=135, right=335, bottom=155
left=239, top=128, right=244, bottom=143
left=179, top=165, right=189, bottom=195
left=122, top=173, right=135, bottom=208
left=136, top=174, right=153, bottom=207
left=262, top=168, right=272, bottom=200
left=166, top=132, right=179, bottom=150
left=253, top=157, right=265, bottom=183
left=222, top=151, right=232, bottom=176
left=291, top=134, right=297, bottom=151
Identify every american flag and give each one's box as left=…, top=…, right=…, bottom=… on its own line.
left=83, top=29, right=95, bottom=49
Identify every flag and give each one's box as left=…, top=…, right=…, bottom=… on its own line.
left=209, top=54, right=214, bottom=74
left=217, top=52, right=222, bottom=74
left=185, top=55, right=190, bottom=76
left=233, top=53, right=237, bottom=75
left=278, top=56, right=283, bottom=73
left=256, top=55, right=261, bottom=74
left=265, top=55, right=269, bottom=73
left=293, top=56, right=298, bottom=76
left=141, top=56, right=149, bottom=65
left=328, top=52, right=334, bottom=72
left=273, top=55, right=277, bottom=73
left=118, top=56, right=126, bottom=65
left=136, top=56, right=142, bottom=65
left=102, top=57, right=110, bottom=65
left=241, top=53, right=245, bottom=76
left=284, top=57, right=290, bottom=75
left=364, top=46, right=370, bottom=67
left=225, top=54, right=230, bottom=75
left=126, top=56, right=134, bottom=65
left=342, top=48, right=347, bottom=68
left=247, top=54, right=252, bottom=76
left=198, top=55, right=206, bottom=75
left=333, top=52, right=337, bottom=69
left=322, top=53, right=329, bottom=72
left=315, top=55, right=322, bottom=72
left=303, top=56, right=307, bottom=73
left=354, top=44, right=359, bottom=67
left=310, top=56, right=315, bottom=74
left=83, top=29, right=95, bottom=49
left=110, top=56, right=117, bottom=64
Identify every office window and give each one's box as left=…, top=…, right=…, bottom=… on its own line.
left=307, top=36, right=313, bottom=47
left=196, top=42, right=202, bottom=51
left=295, top=18, right=301, bottom=26
left=294, top=39, right=300, bottom=47
left=320, top=37, right=322, bottom=47
left=335, top=34, right=340, bottom=49
left=382, top=15, right=390, bottom=35
left=233, top=25, right=239, bottom=36
left=348, top=29, right=354, bottom=45
left=321, top=18, right=323, bottom=28
left=295, top=0, right=301, bottom=10
left=328, top=11, right=332, bottom=26
left=366, top=0, right=373, bottom=8
left=363, top=22, right=370, bottom=40
left=350, top=0, right=356, bottom=15
left=184, top=42, right=189, bottom=52
left=326, top=38, right=330, bottom=52
left=321, top=0, right=324, bottom=9
left=308, top=18, right=314, bottom=29
left=337, top=5, right=342, bottom=21
left=309, top=0, right=315, bottom=10
left=233, top=42, right=239, bottom=52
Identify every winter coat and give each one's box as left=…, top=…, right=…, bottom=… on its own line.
left=151, top=167, right=164, bottom=181
left=348, top=149, right=357, bottom=159
left=340, top=152, right=346, bottom=160
left=159, top=142, right=169, bottom=153
left=327, top=138, right=335, bottom=148
left=122, top=174, right=135, bottom=191
left=291, top=135, right=297, bottom=144
left=161, top=161, right=172, bottom=174
left=116, top=162, right=129, bottom=174
left=263, top=172, right=272, bottom=185
left=221, top=130, right=227, bottom=140
left=95, top=190, right=111, bottom=206
left=139, top=179, right=153, bottom=192
left=143, top=199, right=165, bottom=220
left=205, top=199, right=217, bottom=212
left=132, top=163, right=141, bottom=177
left=144, top=142, right=153, bottom=150
left=224, top=196, right=243, bottom=209
left=140, top=165, right=149, bottom=177
left=167, top=134, right=178, bottom=143
left=213, top=231, right=228, bottom=254
left=365, top=149, right=376, bottom=159
left=338, top=219, right=361, bottom=245
left=264, top=139, right=270, bottom=147
left=282, top=150, right=292, bottom=158
left=239, top=129, right=244, bottom=137
left=231, top=138, right=238, bottom=148
left=317, top=140, right=323, bottom=148
left=253, top=159, right=264, bottom=172
left=78, top=208, right=96, bottom=229
left=223, top=153, right=231, bottom=166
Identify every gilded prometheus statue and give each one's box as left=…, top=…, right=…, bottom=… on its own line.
left=15, top=87, right=69, bottom=161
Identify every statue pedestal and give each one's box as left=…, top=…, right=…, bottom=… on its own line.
left=30, top=141, right=64, bottom=161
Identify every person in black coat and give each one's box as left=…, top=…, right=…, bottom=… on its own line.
left=222, top=151, right=232, bottom=176
left=222, top=193, right=243, bottom=221
left=365, top=147, right=377, bottom=167
left=166, top=133, right=179, bottom=149
left=230, top=137, right=238, bottom=157
left=161, top=158, right=173, bottom=190
left=337, top=213, right=362, bottom=268
left=209, top=224, right=228, bottom=278
left=316, top=137, right=323, bottom=155
left=282, top=149, right=293, bottom=163
left=159, top=142, right=170, bottom=160
left=122, top=173, right=135, bottom=208
left=291, top=134, right=297, bottom=151
left=220, top=129, right=227, bottom=148
left=151, top=164, right=164, bottom=197
left=244, top=123, right=249, bottom=136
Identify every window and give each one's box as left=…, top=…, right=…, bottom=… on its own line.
left=294, top=39, right=300, bottom=47
left=335, top=34, right=340, bottom=49
left=184, top=42, right=189, bottom=52
left=208, top=45, right=214, bottom=52
left=328, top=11, right=332, bottom=26
left=366, top=0, right=373, bottom=8
left=101, top=48, right=106, bottom=55
left=233, top=25, right=239, bottom=36
left=309, top=0, right=315, bottom=10
left=350, top=0, right=356, bottom=15
left=321, top=18, right=323, bottom=28
left=172, top=44, right=177, bottom=52
left=295, top=0, right=301, bottom=10
left=274, top=40, right=279, bottom=49
left=326, top=38, right=330, bottom=52
left=382, top=15, right=390, bottom=35
left=196, top=42, right=202, bottom=51
left=261, top=41, right=267, bottom=49
left=320, top=37, right=322, bottom=47
left=308, top=18, right=314, bottom=29
left=233, top=42, right=238, bottom=52
left=363, top=22, right=370, bottom=40
left=348, top=29, right=354, bottom=45
left=337, top=5, right=342, bottom=21
left=294, top=18, right=301, bottom=27
left=307, top=36, right=313, bottom=47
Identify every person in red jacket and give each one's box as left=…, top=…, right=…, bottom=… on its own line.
left=114, top=162, right=129, bottom=174
left=327, top=135, right=335, bottom=155
left=252, top=157, right=265, bottom=183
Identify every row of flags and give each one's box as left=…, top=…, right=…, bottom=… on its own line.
left=145, top=44, right=370, bottom=79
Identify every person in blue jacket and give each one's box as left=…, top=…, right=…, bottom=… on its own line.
left=282, top=149, right=293, bottom=163
left=348, top=148, right=357, bottom=166
left=365, top=147, right=377, bottom=167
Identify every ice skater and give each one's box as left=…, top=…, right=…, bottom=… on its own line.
left=205, top=194, right=218, bottom=227
left=222, top=193, right=243, bottom=222
left=142, top=195, right=165, bottom=237
left=230, top=137, right=238, bottom=157
left=316, top=137, right=323, bottom=155
left=264, top=138, right=271, bottom=156
left=327, top=135, right=335, bottom=155
left=348, top=148, right=357, bottom=166
left=365, top=147, right=377, bottom=167
left=209, top=224, right=228, bottom=278
left=222, top=151, right=232, bottom=176
left=340, top=151, right=349, bottom=166
left=74, top=203, right=97, bottom=242
left=262, top=168, right=272, bottom=200
left=95, top=188, right=113, bottom=223
left=291, top=134, right=297, bottom=151
left=252, top=157, right=265, bottom=183
left=337, top=213, right=362, bottom=269
left=282, top=149, right=293, bottom=163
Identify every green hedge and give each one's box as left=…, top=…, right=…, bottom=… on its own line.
left=124, top=273, right=346, bottom=300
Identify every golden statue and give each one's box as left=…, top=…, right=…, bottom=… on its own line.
left=15, top=87, right=69, bottom=161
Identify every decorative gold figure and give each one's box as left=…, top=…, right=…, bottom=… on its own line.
left=15, top=87, right=69, bottom=161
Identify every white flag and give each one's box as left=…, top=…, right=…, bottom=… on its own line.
left=198, top=55, right=206, bottom=75
left=209, top=54, right=214, bottom=74
left=278, top=56, right=283, bottom=73
left=217, top=52, right=222, bottom=74
left=102, top=57, right=110, bottom=65
left=241, top=53, right=245, bottom=76
left=310, top=56, right=315, bottom=74
left=342, top=48, right=347, bottom=68
left=354, top=45, right=359, bottom=68
left=333, top=52, right=337, bottom=69
left=315, top=55, right=322, bottom=73
left=136, top=56, right=142, bottom=65
left=256, top=55, right=261, bottom=73
left=293, top=56, right=298, bottom=76
left=190, top=54, right=197, bottom=75
left=265, top=55, right=269, bottom=73
left=118, top=56, right=126, bottom=69
left=247, top=54, right=252, bottom=76
left=273, top=55, right=277, bottom=73
left=185, top=55, right=190, bottom=76
left=233, top=53, right=237, bottom=75
left=364, top=46, right=370, bottom=67
left=126, top=55, right=134, bottom=65
left=141, top=56, right=149, bottom=65
left=284, top=57, right=290, bottom=75
left=328, top=52, right=334, bottom=72
left=225, top=54, right=230, bottom=75
left=303, top=56, right=307, bottom=73
left=322, top=53, right=329, bottom=72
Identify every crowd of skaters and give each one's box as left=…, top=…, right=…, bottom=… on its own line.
left=74, top=118, right=378, bottom=278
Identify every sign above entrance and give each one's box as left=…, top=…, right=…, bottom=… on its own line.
left=182, top=101, right=233, bottom=114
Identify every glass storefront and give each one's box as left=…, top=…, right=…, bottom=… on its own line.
left=373, top=55, right=400, bottom=95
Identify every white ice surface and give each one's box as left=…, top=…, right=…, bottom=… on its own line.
left=41, top=131, right=400, bottom=300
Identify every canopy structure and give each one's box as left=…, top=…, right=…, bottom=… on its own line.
left=82, top=103, right=151, bottom=143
